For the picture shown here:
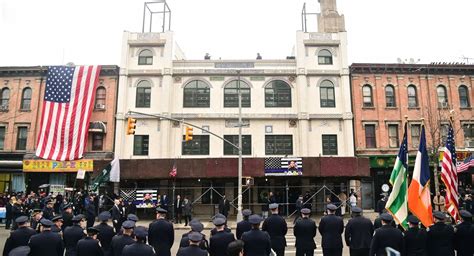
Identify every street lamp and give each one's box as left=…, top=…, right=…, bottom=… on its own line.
left=237, top=70, right=243, bottom=222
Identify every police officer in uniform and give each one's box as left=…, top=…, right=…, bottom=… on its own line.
left=2, top=216, right=36, bottom=256
left=344, top=207, right=374, bottom=256
left=454, top=210, right=473, bottom=256
left=122, top=226, right=156, bottom=256
left=293, top=208, right=317, bottom=256
left=262, top=203, right=287, bottom=256
left=403, top=215, right=427, bottom=256
left=236, top=209, right=252, bottom=240
left=180, top=220, right=208, bottom=251
left=241, top=214, right=271, bottom=256
left=63, top=214, right=86, bottom=256
left=30, top=209, right=42, bottom=232
left=177, top=232, right=208, bottom=256
left=110, top=221, right=135, bottom=256
left=94, top=211, right=115, bottom=256
left=42, top=200, right=55, bottom=220
left=427, top=211, right=454, bottom=256
left=369, top=213, right=404, bottom=256
left=209, top=217, right=235, bottom=256
left=210, top=214, right=231, bottom=236
left=62, top=203, right=74, bottom=230
left=77, top=227, right=103, bottom=256
left=51, top=215, right=63, bottom=234
left=319, top=204, right=344, bottom=256
left=28, top=219, right=64, bottom=256
left=148, top=208, right=174, bottom=256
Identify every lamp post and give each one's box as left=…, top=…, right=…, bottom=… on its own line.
left=237, top=70, right=243, bottom=222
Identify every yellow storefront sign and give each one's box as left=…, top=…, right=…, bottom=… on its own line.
left=23, top=159, right=94, bottom=172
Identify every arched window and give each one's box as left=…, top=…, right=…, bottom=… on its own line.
left=20, top=87, right=32, bottom=110
left=407, top=85, right=418, bottom=108
left=183, top=80, right=210, bottom=108
left=138, top=49, right=153, bottom=65
left=459, top=85, right=470, bottom=108
left=95, top=86, right=106, bottom=110
left=385, top=85, right=396, bottom=107
left=265, top=80, right=292, bottom=107
left=362, top=85, right=373, bottom=107
left=320, top=80, right=335, bottom=108
left=318, top=49, right=333, bottom=65
left=437, top=85, right=448, bottom=107
left=224, top=80, right=251, bottom=108
left=136, top=80, right=151, bottom=108
left=0, top=88, right=10, bottom=110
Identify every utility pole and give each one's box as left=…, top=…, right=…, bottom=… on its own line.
left=237, top=70, right=243, bottom=222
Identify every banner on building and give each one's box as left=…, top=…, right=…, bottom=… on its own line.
left=23, top=159, right=94, bottom=172
left=264, top=157, right=303, bottom=176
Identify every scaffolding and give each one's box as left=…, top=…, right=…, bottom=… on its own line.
left=142, top=1, right=172, bottom=33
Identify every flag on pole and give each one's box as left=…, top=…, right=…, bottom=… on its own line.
left=386, top=123, right=409, bottom=229
left=91, top=158, right=120, bottom=191
left=408, top=126, right=433, bottom=227
left=440, top=124, right=460, bottom=222
left=169, top=161, right=177, bottom=178
left=457, top=153, right=474, bottom=173
left=36, top=65, right=101, bottom=161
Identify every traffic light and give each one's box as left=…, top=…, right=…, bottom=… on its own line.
left=126, top=117, right=137, bottom=135
left=185, top=126, right=193, bottom=141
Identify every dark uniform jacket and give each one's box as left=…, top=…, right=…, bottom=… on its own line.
left=122, top=242, right=156, bottom=256
left=427, top=222, right=455, bottom=256
left=454, top=221, right=474, bottom=256
left=2, top=226, right=36, bottom=256
left=77, top=237, right=103, bottom=256
left=293, top=217, right=317, bottom=250
left=262, top=214, right=287, bottom=250
left=318, top=214, right=344, bottom=249
left=111, top=205, right=123, bottom=232
left=177, top=244, right=208, bottom=256
left=148, top=219, right=174, bottom=256
left=28, top=230, right=64, bottom=256
left=42, top=206, right=55, bottom=220
left=241, top=229, right=271, bottom=256
left=62, top=212, right=74, bottom=230
left=369, top=225, right=404, bottom=256
left=209, top=230, right=235, bottom=256
left=236, top=220, right=252, bottom=240
left=404, top=227, right=427, bottom=256
left=64, top=224, right=86, bottom=256
left=344, top=215, right=374, bottom=249
left=51, top=225, right=62, bottom=234
left=110, top=234, right=135, bottom=256
left=210, top=226, right=231, bottom=236
left=94, top=222, right=115, bottom=255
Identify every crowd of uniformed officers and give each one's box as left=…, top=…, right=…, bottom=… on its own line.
left=3, top=200, right=474, bottom=256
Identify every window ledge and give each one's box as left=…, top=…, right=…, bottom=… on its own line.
left=362, top=106, right=375, bottom=110
left=385, top=107, right=398, bottom=110
left=407, top=107, right=420, bottom=110
left=460, top=107, right=472, bottom=110
left=0, top=110, right=9, bottom=113
left=93, top=108, right=106, bottom=112
left=19, top=109, right=31, bottom=112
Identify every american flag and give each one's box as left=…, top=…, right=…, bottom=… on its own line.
left=457, top=153, right=474, bottom=173
left=264, top=157, right=303, bottom=176
left=36, top=66, right=101, bottom=160
left=440, top=124, right=460, bottom=222
left=169, top=162, right=177, bottom=178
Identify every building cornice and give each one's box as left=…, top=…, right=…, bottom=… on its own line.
left=350, top=63, right=474, bottom=75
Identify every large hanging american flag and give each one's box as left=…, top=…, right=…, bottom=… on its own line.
left=440, top=124, right=460, bottom=222
left=36, top=66, right=101, bottom=161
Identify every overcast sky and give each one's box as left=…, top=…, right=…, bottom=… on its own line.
left=1, top=0, right=473, bottom=66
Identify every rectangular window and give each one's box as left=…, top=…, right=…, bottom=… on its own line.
left=388, top=125, right=399, bottom=148
left=318, top=56, right=333, bottom=65
left=0, top=127, right=5, bottom=150
left=440, top=124, right=449, bottom=145
left=16, top=126, right=27, bottom=150
left=322, top=135, right=338, bottom=155
left=365, top=125, right=376, bottom=149
left=265, top=135, right=293, bottom=155
left=223, top=135, right=252, bottom=155
left=462, top=124, right=474, bottom=148
left=411, top=124, right=421, bottom=148
left=92, top=134, right=104, bottom=151
left=182, top=135, right=210, bottom=155
left=138, top=56, right=153, bottom=65
left=133, top=135, right=149, bottom=156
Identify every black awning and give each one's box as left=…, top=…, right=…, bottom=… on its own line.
left=89, top=121, right=107, bottom=133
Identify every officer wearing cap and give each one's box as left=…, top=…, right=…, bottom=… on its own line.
left=210, top=218, right=235, bottom=256
left=110, top=221, right=135, bottom=256
left=51, top=215, right=63, bottom=234
left=116, top=213, right=140, bottom=236
left=454, top=210, right=473, bottom=256
left=236, top=209, right=252, bottom=240
left=63, top=215, right=86, bottom=256
left=294, top=208, right=317, bottom=256
left=148, top=207, right=174, bottom=256
left=262, top=203, right=287, bottom=256
left=369, top=213, right=404, bottom=256
left=62, top=203, right=74, bottom=230
left=210, top=213, right=231, bottom=236
left=319, top=204, right=344, bottom=256
left=2, top=216, right=36, bottom=256
left=94, top=211, right=115, bottom=256
left=241, top=214, right=271, bottom=256
left=30, top=209, right=43, bottom=232
left=344, top=207, right=374, bottom=256
left=77, top=227, right=103, bottom=256
left=227, top=240, right=244, bottom=256
left=28, top=219, right=64, bottom=256
left=180, top=220, right=208, bottom=251
left=122, top=226, right=156, bottom=256
left=7, top=246, right=30, bottom=256
left=403, top=215, right=427, bottom=256
left=177, top=232, right=208, bottom=256
left=42, top=199, right=55, bottom=220
left=427, top=211, right=454, bottom=256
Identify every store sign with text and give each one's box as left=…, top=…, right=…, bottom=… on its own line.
left=23, top=159, right=94, bottom=172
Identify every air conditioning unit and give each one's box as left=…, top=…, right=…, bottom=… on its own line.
left=95, top=104, right=105, bottom=110
left=465, top=140, right=474, bottom=148
left=0, top=105, right=8, bottom=111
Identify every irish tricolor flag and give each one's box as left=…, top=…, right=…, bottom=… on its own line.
left=408, top=126, right=433, bottom=227
left=386, top=123, right=409, bottom=229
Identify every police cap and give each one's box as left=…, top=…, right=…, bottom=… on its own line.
left=127, top=214, right=139, bottom=222
left=213, top=213, right=226, bottom=220
left=98, top=211, right=111, bottom=221
left=351, top=207, right=362, bottom=214
left=380, top=213, right=393, bottom=222
left=155, top=207, right=167, bottom=214
left=460, top=210, right=472, bottom=219
left=249, top=214, right=263, bottom=224
left=188, top=232, right=203, bottom=242
left=62, top=203, right=72, bottom=210
left=433, top=211, right=446, bottom=220
left=190, top=221, right=204, bottom=232
left=15, top=216, right=29, bottom=224
left=72, top=214, right=85, bottom=222
left=301, top=208, right=311, bottom=215
left=122, top=220, right=135, bottom=229
left=134, top=226, right=148, bottom=239
left=407, top=215, right=419, bottom=224
left=242, top=209, right=252, bottom=217
left=52, top=216, right=63, bottom=222
left=87, top=227, right=100, bottom=235
left=8, top=246, right=30, bottom=256
left=269, top=203, right=279, bottom=210
left=40, top=219, right=54, bottom=227
left=327, top=204, right=337, bottom=211
left=213, top=218, right=226, bottom=226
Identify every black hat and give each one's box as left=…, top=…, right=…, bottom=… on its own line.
left=62, top=203, right=72, bottom=210
left=327, top=204, right=337, bottom=211
left=213, top=213, right=226, bottom=220
left=72, top=214, right=85, bottom=222
left=213, top=218, right=226, bottom=226
left=40, top=219, right=54, bottom=227
left=156, top=207, right=167, bottom=214
left=32, top=209, right=42, bottom=214
left=351, top=207, right=362, bottom=214
left=87, top=227, right=100, bottom=235
left=380, top=213, right=393, bottom=222
left=242, top=209, right=252, bottom=217
left=134, top=226, right=148, bottom=239
left=122, top=220, right=135, bottom=229
left=407, top=215, right=419, bottom=224
left=301, top=208, right=311, bottom=215
left=15, top=216, right=29, bottom=224
left=269, top=203, right=278, bottom=210
left=460, top=210, right=472, bottom=219
left=8, top=246, right=30, bottom=256
left=249, top=214, right=263, bottom=224
left=190, top=221, right=204, bottom=232
left=188, top=232, right=203, bottom=242
left=52, top=216, right=63, bottom=222
left=98, top=211, right=111, bottom=221
left=433, top=211, right=446, bottom=220
left=127, top=214, right=139, bottom=222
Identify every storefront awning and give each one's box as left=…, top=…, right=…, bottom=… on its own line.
left=0, top=160, right=23, bottom=173
left=89, top=121, right=106, bottom=133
